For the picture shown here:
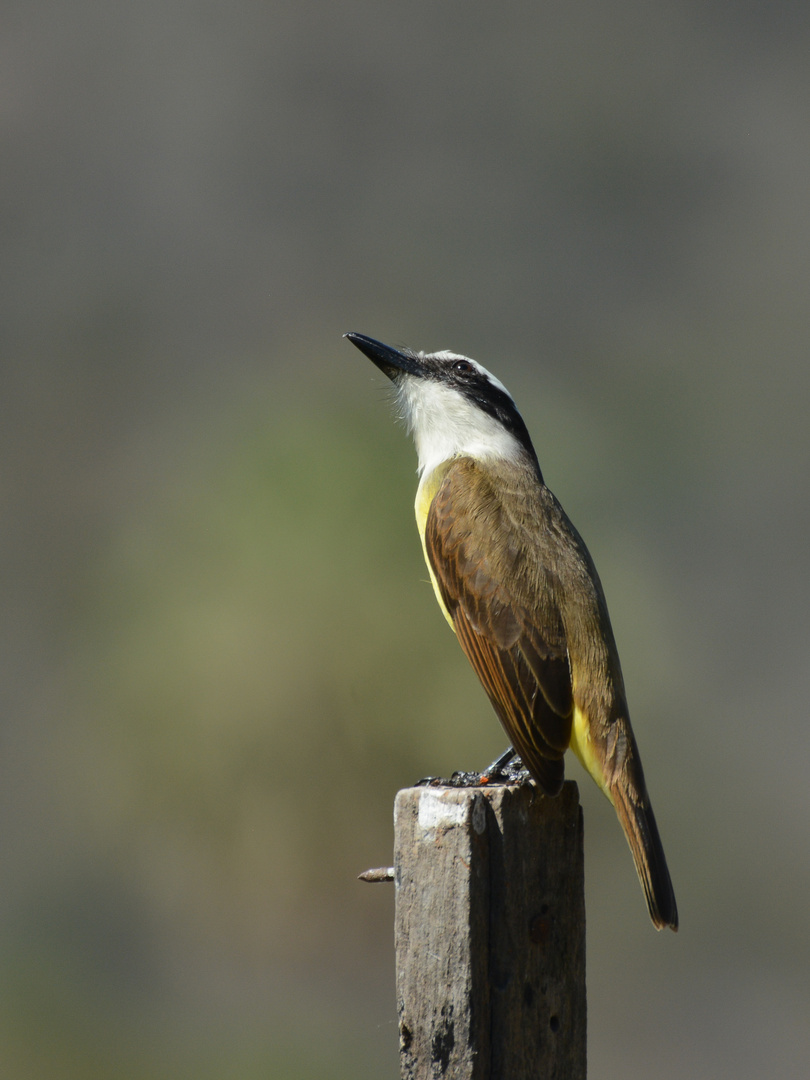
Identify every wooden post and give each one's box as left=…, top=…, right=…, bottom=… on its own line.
left=393, top=781, right=586, bottom=1079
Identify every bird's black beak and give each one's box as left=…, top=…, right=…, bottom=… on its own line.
left=344, top=332, right=422, bottom=381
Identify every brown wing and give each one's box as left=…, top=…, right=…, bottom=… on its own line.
left=425, top=459, right=574, bottom=795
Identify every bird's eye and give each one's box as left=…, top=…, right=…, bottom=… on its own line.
left=453, top=360, right=474, bottom=376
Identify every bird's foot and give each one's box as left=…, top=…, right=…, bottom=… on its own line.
left=414, top=748, right=532, bottom=789
left=415, top=771, right=482, bottom=788
left=478, top=747, right=532, bottom=785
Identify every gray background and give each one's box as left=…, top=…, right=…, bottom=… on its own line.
left=3, top=2, right=809, bottom=1077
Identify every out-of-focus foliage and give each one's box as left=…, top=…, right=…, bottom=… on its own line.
left=3, top=0, right=810, bottom=1077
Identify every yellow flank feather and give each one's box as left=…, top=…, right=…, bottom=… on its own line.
left=414, top=463, right=456, bottom=630
left=569, top=704, right=614, bottom=805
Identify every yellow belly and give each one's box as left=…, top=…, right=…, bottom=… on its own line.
left=414, top=464, right=456, bottom=630
left=569, top=704, right=614, bottom=804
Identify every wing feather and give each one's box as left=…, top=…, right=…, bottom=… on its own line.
left=425, top=458, right=574, bottom=795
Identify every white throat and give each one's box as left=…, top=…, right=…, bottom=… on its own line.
left=395, top=372, right=524, bottom=478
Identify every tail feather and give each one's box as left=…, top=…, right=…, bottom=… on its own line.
left=612, top=781, right=678, bottom=931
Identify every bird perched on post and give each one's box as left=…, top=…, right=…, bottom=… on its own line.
left=346, top=332, right=678, bottom=932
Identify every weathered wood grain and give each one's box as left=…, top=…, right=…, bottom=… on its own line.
left=394, top=782, right=585, bottom=1079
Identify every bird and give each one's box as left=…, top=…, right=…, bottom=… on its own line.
left=345, top=332, right=678, bottom=931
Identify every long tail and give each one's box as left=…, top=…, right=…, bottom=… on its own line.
left=612, top=779, right=678, bottom=931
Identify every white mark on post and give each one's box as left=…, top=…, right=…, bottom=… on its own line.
left=417, top=789, right=467, bottom=837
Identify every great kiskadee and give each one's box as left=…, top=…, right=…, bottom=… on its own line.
left=346, top=331, right=678, bottom=932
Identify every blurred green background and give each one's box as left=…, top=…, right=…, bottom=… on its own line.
left=3, top=1, right=810, bottom=1077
